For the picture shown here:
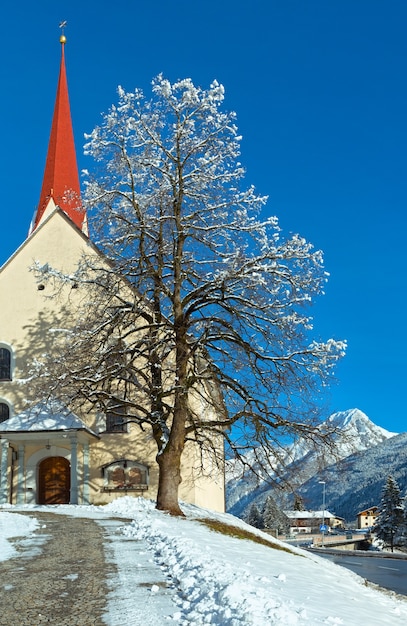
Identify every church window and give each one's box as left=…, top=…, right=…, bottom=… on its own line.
left=106, top=401, right=128, bottom=433
left=0, top=348, right=11, bottom=381
left=0, top=402, right=9, bottom=423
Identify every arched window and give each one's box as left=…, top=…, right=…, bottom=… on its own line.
left=0, top=348, right=11, bottom=381
left=0, top=402, right=10, bottom=423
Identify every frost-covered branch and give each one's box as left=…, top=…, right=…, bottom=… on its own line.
left=28, top=75, right=345, bottom=514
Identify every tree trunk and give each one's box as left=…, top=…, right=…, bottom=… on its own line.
left=156, top=445, right=184, bottom=516
left=155, top=393, right=187, bottom=516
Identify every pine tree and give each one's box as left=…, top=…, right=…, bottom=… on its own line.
left=293, top=494, right=305, bottom=511
left=263, top=495, right=290, bottom=534
left=245, top=504, right=263, bottom=529
left=374, top=475, right=405, bottom=552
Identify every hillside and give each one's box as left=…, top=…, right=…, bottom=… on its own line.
left=2, top=498, right=407, bottom=623
left=226, top=408, right=398, bottom=521
left=298, top=430, right=407, bottom=520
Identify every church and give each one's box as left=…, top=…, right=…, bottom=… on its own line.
left=0, top=36, right=225, bottom=511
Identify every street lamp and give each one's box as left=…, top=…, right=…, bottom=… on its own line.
left=319, top=480, right=326, bottom=547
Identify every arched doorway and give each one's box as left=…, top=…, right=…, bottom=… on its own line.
left=38, top=456, right=70, bottom=504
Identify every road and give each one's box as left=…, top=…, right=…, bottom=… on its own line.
left=316, top=551, right=407, bottom=596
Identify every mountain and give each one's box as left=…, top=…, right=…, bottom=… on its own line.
left=226, top=408, right=398, bottom=520
left=323, top=409, right=397, bottom=452
left=297, top=430, right=407, bottom=520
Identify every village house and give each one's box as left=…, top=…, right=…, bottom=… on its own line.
left=357, top=506, right=379, bottom=529
left=284, top=510, right=345, bottom=534
left=0, top=36, right=225, bottom=511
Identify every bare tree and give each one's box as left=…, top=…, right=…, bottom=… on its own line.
left=32, top=76, right=346, bottom=515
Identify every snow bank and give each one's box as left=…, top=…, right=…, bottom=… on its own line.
left=103, top=497, right=407, bottom=625
left=0, top=512, right=39, bottom=562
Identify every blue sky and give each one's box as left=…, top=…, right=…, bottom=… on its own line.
left=1, top=1, right=406, bottom=433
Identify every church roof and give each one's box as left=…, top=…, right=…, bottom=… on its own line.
left=31, top=35, right=86, bottom=234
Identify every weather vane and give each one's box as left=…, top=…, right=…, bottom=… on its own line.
left=59, top=20, right=67, bottom=44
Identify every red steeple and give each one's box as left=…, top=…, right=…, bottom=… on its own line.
left=32, top=35, right=86, bottom=233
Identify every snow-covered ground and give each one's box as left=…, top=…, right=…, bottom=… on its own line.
left=1, top=497, right=407, bottom=625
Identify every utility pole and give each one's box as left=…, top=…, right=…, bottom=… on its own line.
left=319, top=480, right=326, bottom=547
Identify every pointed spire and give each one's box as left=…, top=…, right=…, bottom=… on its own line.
left=31, top=32, right=86, bottom=234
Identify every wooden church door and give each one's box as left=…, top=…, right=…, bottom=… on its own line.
left=38, top=457, right=71, bottom=504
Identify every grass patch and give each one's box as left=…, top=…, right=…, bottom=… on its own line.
left=197, top=517, right=296, bottom=554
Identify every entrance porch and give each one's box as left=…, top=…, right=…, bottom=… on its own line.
left=0, top=402, right=99, bottom=505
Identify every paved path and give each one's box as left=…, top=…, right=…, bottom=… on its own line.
left=0, top=511, right=178, bottom=626
left=0, top=512, right=115, bottom=625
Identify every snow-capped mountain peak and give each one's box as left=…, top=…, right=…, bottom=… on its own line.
left=324, top=408, right=397, bottom=453
left=226, top=408, right=398, bottom=517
